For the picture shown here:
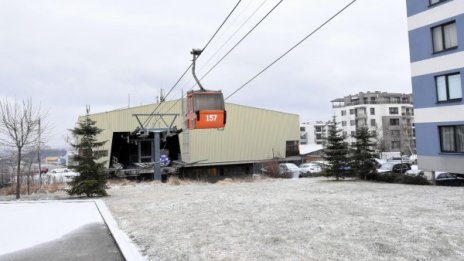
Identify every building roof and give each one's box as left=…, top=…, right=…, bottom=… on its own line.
left=299, top=144, right=323, bottom=155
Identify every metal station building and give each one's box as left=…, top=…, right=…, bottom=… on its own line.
left=77, top=100, right=300, bottom=180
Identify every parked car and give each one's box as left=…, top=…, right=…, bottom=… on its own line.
left=45, top=168, right=79, bottom=183
left=377, top=162, right=411, bottom=175
left=405, top=165, right=424, bottom=176
left=311, top=161, right=331, bottom=170
left=387, top=156, right=412, bottom=164
left=435, top=172, right=464, bottom=186
left=299, top=163, right=322, bottom=177
left=373, top=158, right=386, bottom=169
left=278, top=163, right=301, bottom=178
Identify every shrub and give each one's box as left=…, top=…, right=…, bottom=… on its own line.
left=262, top=160, right=280, bottom=178
left=397, top=174, right=430, bottom=185
left=167, top=176, right=181, bottom=185
left=371, top=173, right=430, bottom=185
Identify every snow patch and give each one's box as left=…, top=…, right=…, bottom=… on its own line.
left=0, top=201, right=103, bottom=255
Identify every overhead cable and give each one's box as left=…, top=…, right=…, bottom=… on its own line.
left=199, top=0, right=270, bottom=73
left=225, top=0, right=358, bottom=100
left=198, top=0, right=284, bottom=85
left=142, top=0, right=243, bottom=127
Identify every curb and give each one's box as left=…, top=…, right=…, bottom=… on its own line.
left=94, top=200, right=146, bottom=261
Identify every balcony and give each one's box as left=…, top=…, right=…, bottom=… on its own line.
left=355, top=112, right=367, bottom=119
left=332, top=99, right=412, bottom=108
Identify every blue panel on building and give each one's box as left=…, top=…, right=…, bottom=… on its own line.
left=407, top=0, right=455, bottom=17
left=409, top=14, right=464, bottom=63
left=412, top=68, right=464, bottom=109
left=415, top=121, right=464, bottom=156
left=415, top=123, right=441, bottom=156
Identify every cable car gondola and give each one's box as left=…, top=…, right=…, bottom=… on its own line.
left=186, top=49, right=226, bottom=130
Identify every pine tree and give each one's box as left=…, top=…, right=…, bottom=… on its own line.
left=323, top=116, right=349, bottom=181
left=67, top=109, right=108, bottom=197
left=351, top=127, right=378, bottom=180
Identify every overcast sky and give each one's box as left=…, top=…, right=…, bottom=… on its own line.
left=0, top=0, right=411, bottom=148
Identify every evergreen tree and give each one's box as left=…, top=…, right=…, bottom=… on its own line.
left=67, top=109, right=108, bottom=197
left=323, top=116, right=349, bottom=180
left=351, top=127, right=378, bottom=180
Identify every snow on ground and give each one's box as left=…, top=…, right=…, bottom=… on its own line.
left=0, top=201, right=104, bottom=255
left=105, top=177, right=464, bottom=261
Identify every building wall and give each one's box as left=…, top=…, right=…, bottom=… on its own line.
left=300, top=122, right=329, bottom=145
left=78, top=100, right=300, bottom=168
left=407, top=0, right=464, bottom=174
left=332, top=92, right=415, bottom=153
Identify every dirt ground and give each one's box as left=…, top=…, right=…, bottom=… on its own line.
left=104, top=177, right=464, bottom=261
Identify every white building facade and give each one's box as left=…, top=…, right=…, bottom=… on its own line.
left=300, top=121, right=330, bottom=146
left=331, top=91, right=416, bottom=154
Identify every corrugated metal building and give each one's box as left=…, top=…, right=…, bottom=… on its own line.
left=78, top=100, right=300, bottom=178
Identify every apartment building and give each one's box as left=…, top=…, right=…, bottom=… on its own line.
left=331, top=91, right=415, bottom=154
left=407, top=0, right=464, bottom=174
left=300, top=121, right=330, bottom=145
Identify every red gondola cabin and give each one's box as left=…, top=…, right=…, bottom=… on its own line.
left=187, top=90, right=226, bottom=130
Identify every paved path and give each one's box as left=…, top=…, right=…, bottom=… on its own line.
left=0, top=200, right=143, bottom=261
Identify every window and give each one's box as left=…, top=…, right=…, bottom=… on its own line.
left=342, top=121, right=347, bottom=127
left=341, top=110, right=346, bottom=116
left=285, top=140, right=299, bottom=157
left=390, top=118, right=400, bottom=126
left=371, top=130, right=377, bottom=137
left=316, top=134, right=322, bottom=140
left=430, top=0, right=450, bottom=6
left=439, top=125, right=464, bottom=153
left=315, top=126, right=322, bottom=132
left=391, top=141, right=400, bottom=150
left=350, top=120, right=355, bottom=126
left=391, top=130, right=401, bottom=138
left=370, top=119, right=376, bottom=127
left=349, top=109, right=354, bottom=115
left=389, top=107, right=399, bottom=114
left=370, top=108, right=375, bottom=115
left=351, top=131, right=355, bottom=137
left=432, top=21, right=457, bottom=53
left=342, top=131, right=347, bottom=138
left=436, top=73, right=462, bottom=102
left=300, top=127, right=306, bottom=131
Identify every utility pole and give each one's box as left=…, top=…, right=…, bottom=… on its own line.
left=37, top=118, right=42, bottom=185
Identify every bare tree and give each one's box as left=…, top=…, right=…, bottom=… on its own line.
left=0, top=99, right=44, bottom=199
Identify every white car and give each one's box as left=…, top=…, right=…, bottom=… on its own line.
left=299, top=163, right=322, bottom=177
left=405, top=165, right=424, bottom=176
left=45, top=168, right=79, bottom=183
left=278, top=163, right=301, bottom=179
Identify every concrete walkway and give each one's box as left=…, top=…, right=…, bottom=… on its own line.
left=0, top=200, right=144, bottom=261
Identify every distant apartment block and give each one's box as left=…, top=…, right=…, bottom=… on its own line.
left=331, top=91, right=416, bottom=154
left=300, top=121, right=330, bottom=145
left=407, top=0, right=464, bottom=174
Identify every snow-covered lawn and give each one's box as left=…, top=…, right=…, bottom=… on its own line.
left=105, top=177, right=464, bottom=261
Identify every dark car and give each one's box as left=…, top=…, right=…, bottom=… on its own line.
left=377, top=162, right=411, bottom=174
left=435, top=172, right=464, bottom=186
